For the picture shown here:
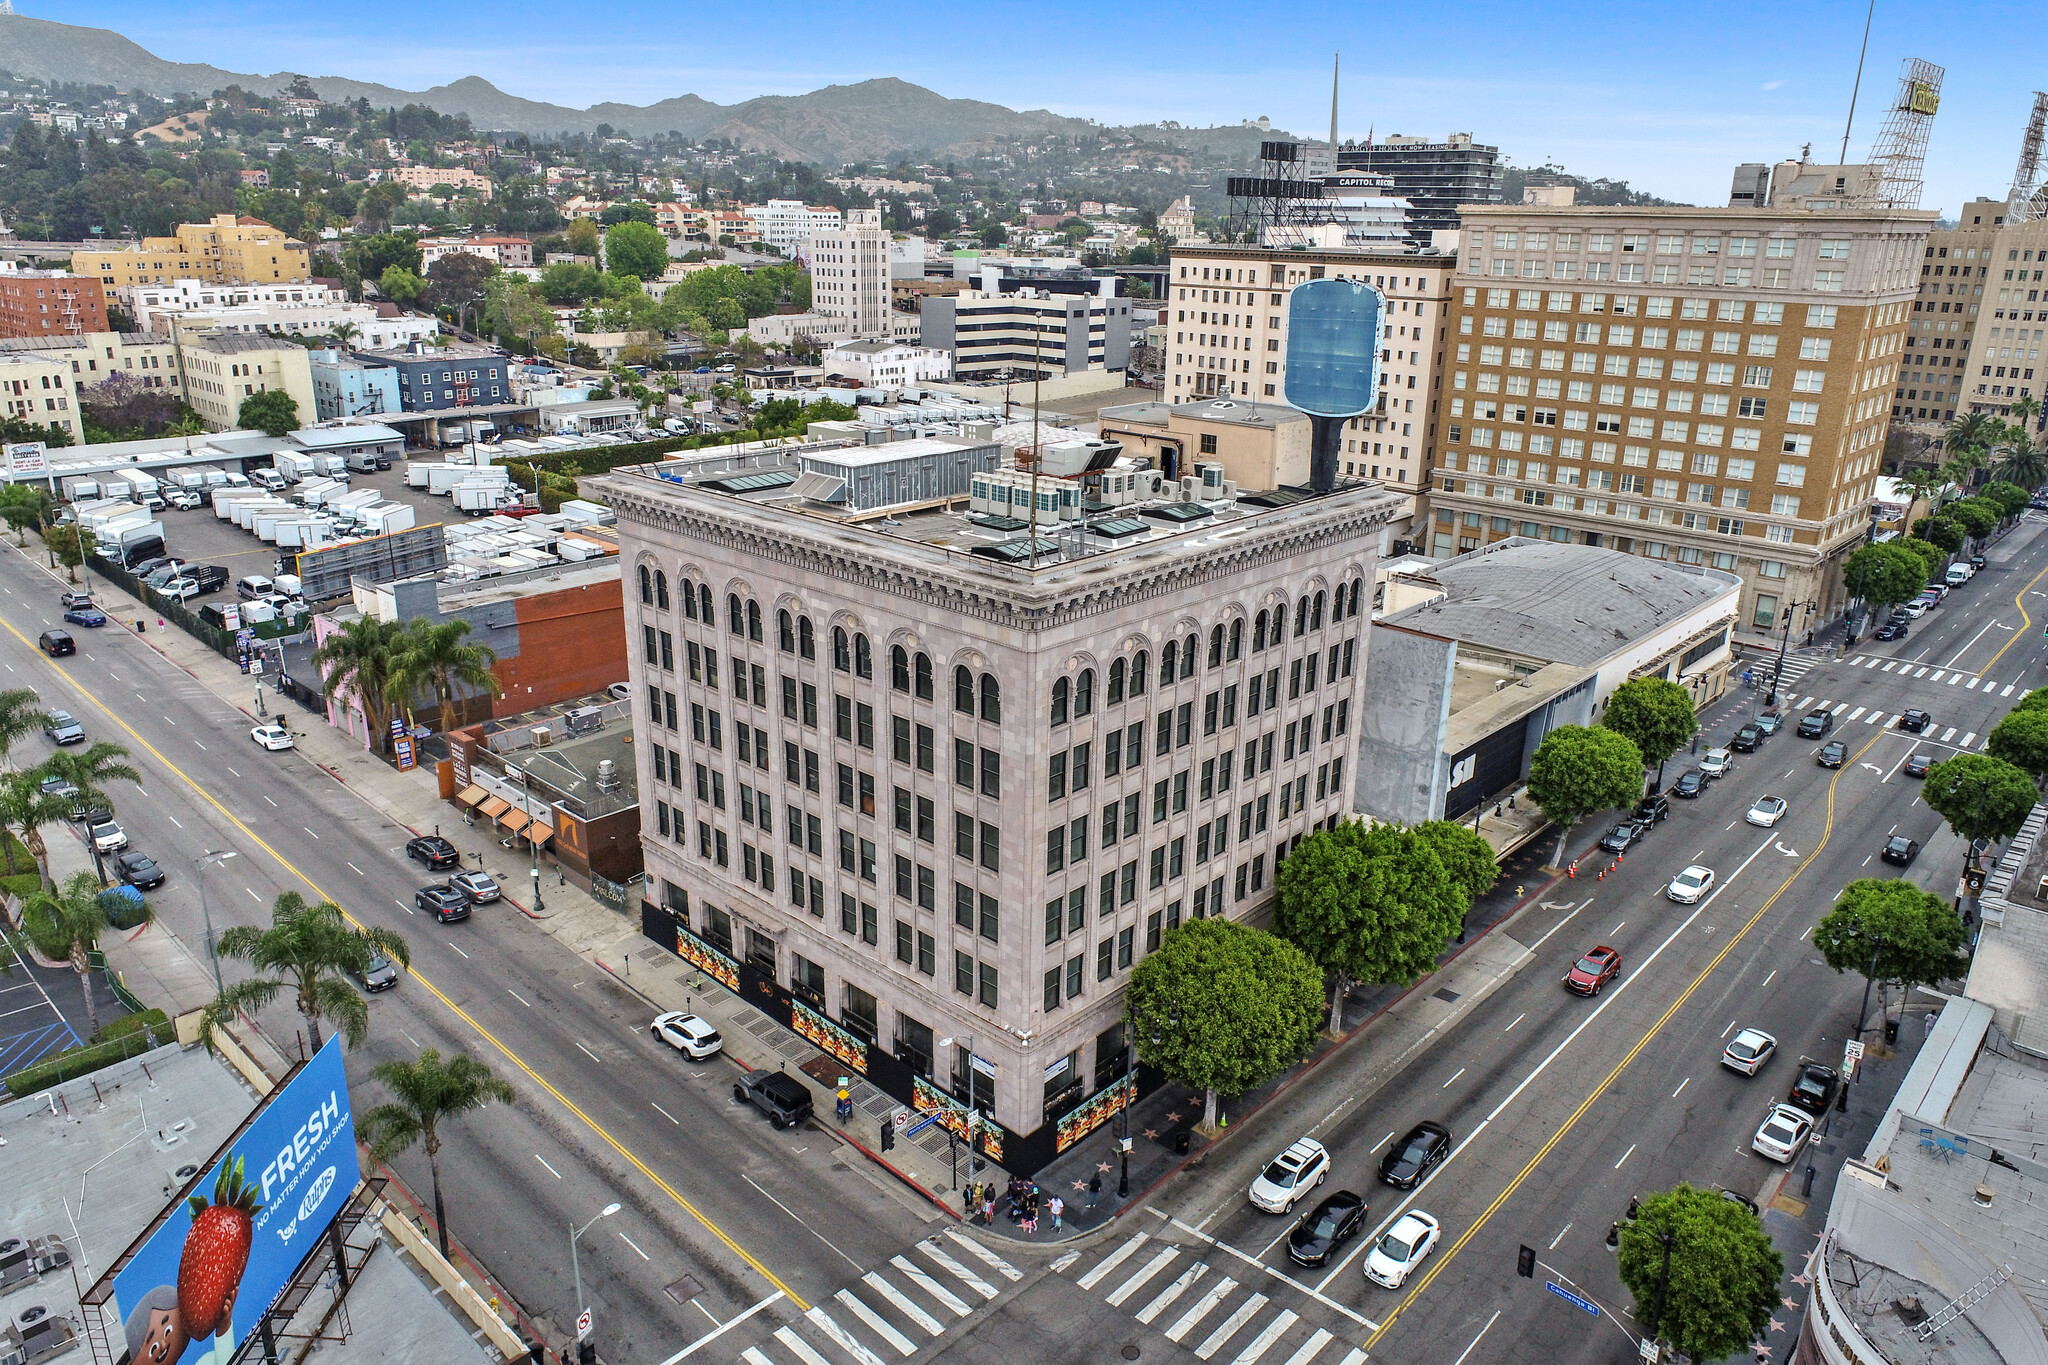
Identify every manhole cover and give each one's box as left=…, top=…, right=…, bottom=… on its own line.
left=1434, top=988, right=1461, bottom=1003
left=664, top=1275, right=705, bottom=1305
left=1122, top=1347, right=1141, bottom=1360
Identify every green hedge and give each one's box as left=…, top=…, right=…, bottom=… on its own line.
left=93, top=1008, right=169, bottom=1046
left=2, top=1012, right=170, bottom=1097
left=19, top=894, right=66, bottom=960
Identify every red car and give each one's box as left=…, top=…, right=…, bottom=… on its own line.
left=1564, top=945, right=1622, bottom=996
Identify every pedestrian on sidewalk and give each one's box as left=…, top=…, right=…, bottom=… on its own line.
left=981, top=1190, right=994, bottom=1226
left=1022, top=1209, right=1037, bottom=1236
left=962, top=1182, right=977, bottom=1220
left=1049, top=1195, right=1064, bottom=1232
left=1086, top=1172, right=1102, bottom=1210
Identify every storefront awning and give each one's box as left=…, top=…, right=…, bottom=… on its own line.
left=455, top=784, right=488, bottom=808
left=477, top=796, right=510, bottom=819
left=499, top=809, right=532, bottom=836
left=526, top=820, right=554, bottom=847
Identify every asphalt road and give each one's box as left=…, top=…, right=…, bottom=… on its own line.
left=986, top=518, right=2048, bottom=1365
left=0, top=539, right=958, bottom=1365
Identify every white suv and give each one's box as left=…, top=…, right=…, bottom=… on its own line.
left=1249, top=1138, right=1329, bottom=1213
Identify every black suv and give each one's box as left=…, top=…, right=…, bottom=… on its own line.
left=1634, top=793, right=1671, bottom=825
left=1899, top=709, right=1932, bottom=733
left=733, top=1070, right=814, bottom=1130
left=416, top=884, right=470, bottom=922
left=1788, top=1063, right=1840, bottom=1115
left=1730, top=724, right=1763, bottom=752
left=406, top=835, right=460, bottom=870
left=1797, top=710, right=1834, bottom=738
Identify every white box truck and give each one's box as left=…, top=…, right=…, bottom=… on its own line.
left=428, top=464, right=484, bottom=495
left=453, top=482, right=510, bottom=514
left=355, top=502, right=416, bottom=535
left=212, top=488, right=271, bottom=521
left=59, top=476, right=102, bottom=503
left=274, top=452, right=318, bottom=483
left=290, top=477, right=340, bottom=508
left=316, top=454, right=349, bottom=479
left=233, top=498, right=289, bottom=531
left=405, top=462, right=450, bottom=489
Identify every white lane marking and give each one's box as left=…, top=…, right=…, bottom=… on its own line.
left=1504, top=1013, right=1525, bottom=1032
left=893, top=1253, right=971, bottom=1316
left=2003, top=685, right=2016, bottom=697
left=651, top=1102, right=679, bottom=1125
left=1078, top=1233, right=1148, bottom=1290
left=1450, top=1311, right=1504, bottom=1365
left=943, top=1230, right=1022, bottom=1281
left=1761, top=969, right=1777, bottom=988
left=507, top=989, right=531, bottom=1008
left=246, top=887, right=261, bottom=900
left=1961, top=732, right=1977, bottom=749
left=262, top=795, right=276, bottom=807
left=1548, top=1223, right=1572, bottom=1250
left=1369, top=1130, right=1395, bottom=1153
left=671, top=1297, right=786, bottom=1365
left=835, top=1288, right=915, bottom=1356
left=1106, top=1246, right=1181, bottom=1306
left=448, top=942, right=470, bottom=958
left=1949, top=672, right=1965, bottom=685
left=618, top=1231, right=650, bottom=1261
left=1864, top=710, right=1881, bottom=724
left=1616, top=1143, right=1638, bottom=1168
left=347, top=862, right=363, bottom=875
left=1721, top=1019, right=1737, bottom=1038
left=1941, top=727, right=1958, bottom=742
left=194, top=740, right=206, bottom=750
left=1672, top=1077, right=1690, bottom=1099
left=1915, top=668, right=1929, bottom=678
left=1194, top=1292, right=1269, bottom=1359
left=534, top=1154, right=561, bottom=1179
left=303, top=826, right=320, bottom=838
left=1136, top=1261, right=1209, bottom=1325
left=1442, top=1067, right=1466, bottom=1088
left=576, top=1040, right=602, bottom=1064
left=167, top=814, right=183, bottom=828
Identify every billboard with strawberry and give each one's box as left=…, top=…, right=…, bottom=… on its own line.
left=109, top=1036, right=359, bottom=1365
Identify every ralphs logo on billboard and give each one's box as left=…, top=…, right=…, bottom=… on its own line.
left=110, top=1036, right=358, bottom=1365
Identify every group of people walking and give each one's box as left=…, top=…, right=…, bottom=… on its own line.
left=961, top=1174, right=1096, bottom=1235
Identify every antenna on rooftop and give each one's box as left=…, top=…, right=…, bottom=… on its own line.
left=2007, top=91, right=2048, bottom=224
left=1863, top=58, right=1943, bottom=209
left=1839, top=0, right=1876, bottom=164
left=1329, top=52, right=1339, bottom=155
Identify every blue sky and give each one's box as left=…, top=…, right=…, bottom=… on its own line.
left=42, top=0, right=2048, bottom=214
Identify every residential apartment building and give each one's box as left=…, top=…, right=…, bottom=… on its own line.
left=812, top=210, right=892, bottom=338
left=821, top=338, right=951, bottom=393
left=748, top=200, right=843, bottom=258
left=1895, top=197, right=2048, bottom=426
left=74, top=214, right=311, bottom=288
left=352, top=341, right=509, bottom=413
left=918, top=285, right=1133, bottom=380
left=134, top=282, right=438, bottom=351
left=1164, top=244, right=1455, bottom=509
left=0, top=352, right=81, bottom=443
left=1433, top=204, right=1932, bottom=643
left=593, top=447, right=1400, bottom=1171
left=384, top=166, right=495, bottom=201
left=172, top=331, right=316, bottom=432
left=310, top=349, right=403, bottom=420
left=0, top=266, right=107, bottom=338
left=0, top=331, right=181, bottom=397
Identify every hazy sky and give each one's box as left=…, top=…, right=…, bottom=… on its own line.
left=47, top=0, right=2048, bottom=214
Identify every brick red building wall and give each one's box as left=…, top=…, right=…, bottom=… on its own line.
left=495, top=576, right=626, bottom=715
left=0, top=273, right=108, bottom=338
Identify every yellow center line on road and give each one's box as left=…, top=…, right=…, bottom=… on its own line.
left=1976, top=557, right=2048, bottom=679
left=0, top=607, right=810, bottom=1312
left=1362, top=720, right=1889, bottom=1350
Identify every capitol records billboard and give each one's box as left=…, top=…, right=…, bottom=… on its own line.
left=108, top=1035, right=358, bottom=1364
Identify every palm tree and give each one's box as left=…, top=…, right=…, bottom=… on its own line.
left=1946, top=410, right=1995, bottom=461
left=1994, top=441, right=2048, bottom=490
left=0, top=770, right=78, bottom=888
left=199, top=892, right=410, bottom=1053
left=327, top=321, right=363, bottom=350
left=357, top=1049, right=516, bottom=1257
left=0, top=689, right=51, bottom=771
left=23, top=870, right=152, bottom=1036
left=44, top=741, right=141, bottom=811
left=390, top=619, right=501, bottom=736
left=2011, top=392, right=2042, bottom=433
left=311, top=616, right=405, bottom=754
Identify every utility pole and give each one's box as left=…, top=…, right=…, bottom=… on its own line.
left=1646, top=1229, right=1676, bottom=1361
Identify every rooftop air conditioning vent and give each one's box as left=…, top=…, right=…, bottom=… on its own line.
left=595, top=759, right=622, bottom=793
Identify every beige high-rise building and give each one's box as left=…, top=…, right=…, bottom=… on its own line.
left=1433, top=204, right=1932, bottom=643
left=1895, top=197, right=2048, bottom=427
left=73, top=214, right=311, bottom=290
left=811, top=209, right=891, bottom=339
left=175, top=330, right=317, bottom=432
left=1164, top=244, right=1456, bottom=538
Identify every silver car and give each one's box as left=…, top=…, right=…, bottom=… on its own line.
left=449, top=870, right=501, bottom=903
left=355, top=949, right=399, bottom=993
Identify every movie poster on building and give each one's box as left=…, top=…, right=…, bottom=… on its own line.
left=910, top=1076, right=1005, bottom=1162
left=790, top=1000, right=868, bottom=1074
left=109, top=1036, right=358, bottom=1365
left=673, top=924, right=740, bottom=992
left=1055, top=1074, right=1136, bottom=1153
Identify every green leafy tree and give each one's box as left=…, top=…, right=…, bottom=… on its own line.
left=357, top=1048, right=516, bottom=1257
left=1815, top=878, right=1970, bottom=999
left=1525, top=724, right=1645, bottom=866
left=40, top=522, right=94, bottom=583
left=1981, top=480, right=2031, bottom=520
left=1843, top=541, right=1933, bottom=610
left=978, top=221, right=1009, bottom=248
left=1127, top=918, right=1322, bottom=1131
left=1923, top=753, right=2040, bottom=844
left=1616, top=1183, right=1782, bottom=1363
left=390, top=618, right=502, bottom=735
left=2015, top=686, right=2048, bottom=715
left=379, top=265, right=426, bottom=305
left=425, top=251, right=498, bottom=333
left=0, top=485, right=49, bottom=546
left=312, top=616, right=406, bottom=756
left=1898, top=536, right=1945, bottom=582
left=1917, top=515, right=1965, bottom=554
left=237, top=389, right=299, bottom=438
left=0, top=688, right=51, bottom=775
left=350, top=231, right=423, bottom=281
left=199, top=892, right=410, bottom=1052
left=0, top=769, right=73, bottom=888
left=604, top=220, right=670, bottom=281
left=23, top=870, right=152, bottom=1035
left=1946, top=410, right=1995, bottom=460
left=1600, top=678, right=1698, bottom=788
left=1947, top=497, right=1998, bottom=540
left=1272, top=821, right=1467, bottom=1032
left=1414, top=819, right=1500, bottom=917
left=1988, top=708, right=2048, bottom=778
left=1994, top=443, right=2048, bottom=490
left=563, top=217, right=602, bottom=257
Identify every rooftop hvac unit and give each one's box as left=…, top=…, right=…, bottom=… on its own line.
left=564, top=706, right=604, bottom=735
left=164, top=1161, right=202, bottom=1196
left=595, top=759, right=622, bottom=793
left=1179, top=475, right=1201, bottom=502
left=1196, top=461, right=1227, bottom=492
left=531, top=725, right=554, bottom=747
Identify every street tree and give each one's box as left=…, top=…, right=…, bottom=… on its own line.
left=1922, top=753, right=2040, bottom=844
left=1616, top=1183, right=1782, bottom=1363
left=1127, top=917, right=1322, bottom=1131
left=1916, top=516, right=1965, bottom=554
left=0, top=688, right=52, bottom=773
left=1988, top=708, right=2048, bottom=778
left=1525, top=724, right=1645, bottom=866
left=40, top=522, right=94, bottom=582
left=23, top=870, right=153, bottom=1036
left=1599, top=677, right=1698, bottom=788
left=358, top=1048, right=516, bottom=1258
left=1272, top=821, right=1467, bottom=1033
left=1947, top=497, right=1998, bottom=540
left=1898, top=536, right=1945, bottom=583
left=390, top=617, right=502, bottom=735
left=1842, top=541, right=1932, bottom=611
left=1995, top=443, right=2048, bottom=490
left=1981, top=480, right=2031, bottom=520
left=604, top=220, right=670, bottom=282
left=378, top=265, right=426, bottom=305
left=2015, top=686, right=2048, bottom=715
left=199, top=892, right=410, bottom=1052
left=0, top=769, right=76, bottom=889
left=1815, top=878, right=1970, bottom=998
left=0, top=484, right=49, bottom=546
left=311, top=616, right=405, bottom=756
left=236, top=389, right=299, bottom=438
left=1413, top=819, right=1500, bottom=910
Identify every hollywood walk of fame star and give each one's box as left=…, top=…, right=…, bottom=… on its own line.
left=1791, top=1273, right=1811, bottom=1287
left=1768, top=1318, right=1787, bottom=1333
left=1098, top=1161, right=1114, bottom=1172
left=1144, top=1128, right=1158, bottom=1139
left=1781, top=1297, right=1799, bottom=1311
left=1166, top=1112, right=1182, bottom=1123
left=1072, top=1180, right=1086, bottom=1191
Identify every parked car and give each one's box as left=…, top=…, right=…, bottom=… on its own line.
left=250, top=720, right=294, bottom=750
left=69, top=798, right=111, bottom=826
left=1634, top=793, right=1671, bottom=825
left=1797, top=710, right=1835, bottom=738
left=1596, top=820, right=1648, bottom=855
left=449, top=870, right=501, bottom=903
left=43, top=710, right=84, bottom=744
left=606, top=681, right=633, bottom=701
left=1378, top=1122, right=1454, bottom=1189
left=61, top=606, right=106, bottom=627
left=1818, top=741, right=1847, bottom=768
left=1698, top=748, right=1733, bottom=778
left=1874, top=618, right=1908, bottom=641
left=1722, top=1028, right=1779, bottom=1076
left=1564, top=945, right=1622, bottom=996
left=1788, top=1062, right=1841, bottom=1115
left=110, top=850, right=166, bottom=889
left=1672, top=770, right=1707, bottom=798
left=415, top=884, right=470, bottom=922
left=1286, top=1191, right=1367, bottom=1268
left=1971, top=553, right=1988, bottom=569
left=37, top=630, right=75, bottom=657
left=189, top=566, right=231, bottom=595
left=1754, top=711, right=1785, bottom=736
left=651, top=1011, right=723, bottom=1060
left=1882, top=835, right=1920, bottom=866
left=1904, top=753, right=1934, bottom=778
left=1250, top=1138, right=1331, bottom=1213
left=90, top=819, right=127, bottom=854
left=732, top=1069, right=813, bottom=1129
left=406, top=835, right=460, bottom=870
left=1752, top=1104, right=1815, bottom=1163
left=353, top=946, right=400, bottom=993
left=1730, top=724, right=1763, bottom=753
left=1899, top=709, right=1932, bottom=733
left=58, top=591, right=94, bottom=610
left=38, top=773, right=77, bottom=800
left=1364, top=1211, right=1442, bottom=1288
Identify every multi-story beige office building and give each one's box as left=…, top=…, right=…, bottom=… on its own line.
left=1433, top=204, right=1932, bottom=643
left=175, top=330, right=317, bottom=432
left=592, top=448, right=1400, bottom=1169
left=811, top=209, right=892, bottom=339
left=73, top=214, right=311, bottom=289
left=1894, top=197, right=2048, bottom=427
left=1163, top=244, right=1454, bottom=540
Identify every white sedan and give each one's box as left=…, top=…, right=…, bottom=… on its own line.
left=1364, top=1210, right=1442, bottom=1288
left=1752, top=1104, right=1814, bottom=1163
left=250, top=720, right=295, bottom=750
left=1666, top=865, right=1716, bottom=904
left=1745, top=796, right=1788, bottom=828
left=1721, top=1028, right=1778, bottom=1076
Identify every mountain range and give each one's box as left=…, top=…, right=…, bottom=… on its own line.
left=0, top=13, right=1291, bottom=164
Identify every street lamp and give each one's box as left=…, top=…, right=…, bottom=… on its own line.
left=521, top=763, right=546, bottom=913
left=937, top=1035, right=984, bottom=1177
left=1764, top=599, right=1818, bottom=708
left=569, top=1202, right=621, bottom=1337
left=192, top=850, right=237, bottom=993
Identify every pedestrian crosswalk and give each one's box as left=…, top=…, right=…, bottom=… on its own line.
left=1061, top=1232, right=1368, bottom=1365
left=1842, top=655, right=2025, bottom=695
left=1779, top=691, right=1993, bottom=749
left=728, top=1230, right=1019, bottom=1365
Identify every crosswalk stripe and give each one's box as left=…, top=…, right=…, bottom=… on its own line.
left=1950, top=673, right=1965, bottom=685
left=743, top=1348, right=777, bottom=1365
left=1883, top=661, right=1899, bottom=672
left=774, top=1325, right=837, bottom=1365
left=798, top=1309, right=880, bottom=1365
left=1846, top=707, right=1865, bottom=721
left=1915, top=668, right=1930, bottom=678
left=1887, top=715, right=1902, bottom=728
left=1107, top=1246, right=1181, bottom=1307
left=1932, top=669, right=1947, bottom=681
left=863, top=1272, right=945, bottom=1336
left=943, top=1231, right=1021, bottom=1281
left=1962, top=733, right=1977, bottom=749
left=836, top=1289, right=916, bottom=1357
left=1278, top=1328, right=1335, bottom=1365
left=1865, top=657, right=1881, bottom=668
left=1228, top=1309, right=1300, bottom=1365
left=1796, top=696, right=1816, bottom=710
left=892, top=1255, right=971, bottom=1317
left=1968, top=676, right=1982, bottom=689
left=915, top=1241, right=997, bottom=1301
left=1336, top=1351, right=1368, bottom=1365
left=2003, top=685, right=2017, bottom=697
left=1195, top=1294, right=1271, bottom=1361
left=1166, top=1276, right=1239, bottom=1343
left=1078, top=1234, right=1148, bottom=1290
left=1136, top=1262, right=1210, bottom=1325
left=1831, top=702, right=1848, bottom=715
left=1940, top=727, right=1957, bottom=742
left=1864, top=710, right=1882, bottom=724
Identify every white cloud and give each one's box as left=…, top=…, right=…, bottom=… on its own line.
left=1762, top=80, right=1786, bottom=90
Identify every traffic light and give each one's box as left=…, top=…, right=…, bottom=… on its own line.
left=880, top=1119, right=895, bottom=1152
left=1517, top=1245, right=1537, bottom=1279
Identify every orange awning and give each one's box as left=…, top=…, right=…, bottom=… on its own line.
left=526, top=821, right=554, bottom=847
left=477, top=796, right=510, bottom=819
left=455, top=784, right=488, bottom=808
left=499, top=809, right=532, bottom=835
